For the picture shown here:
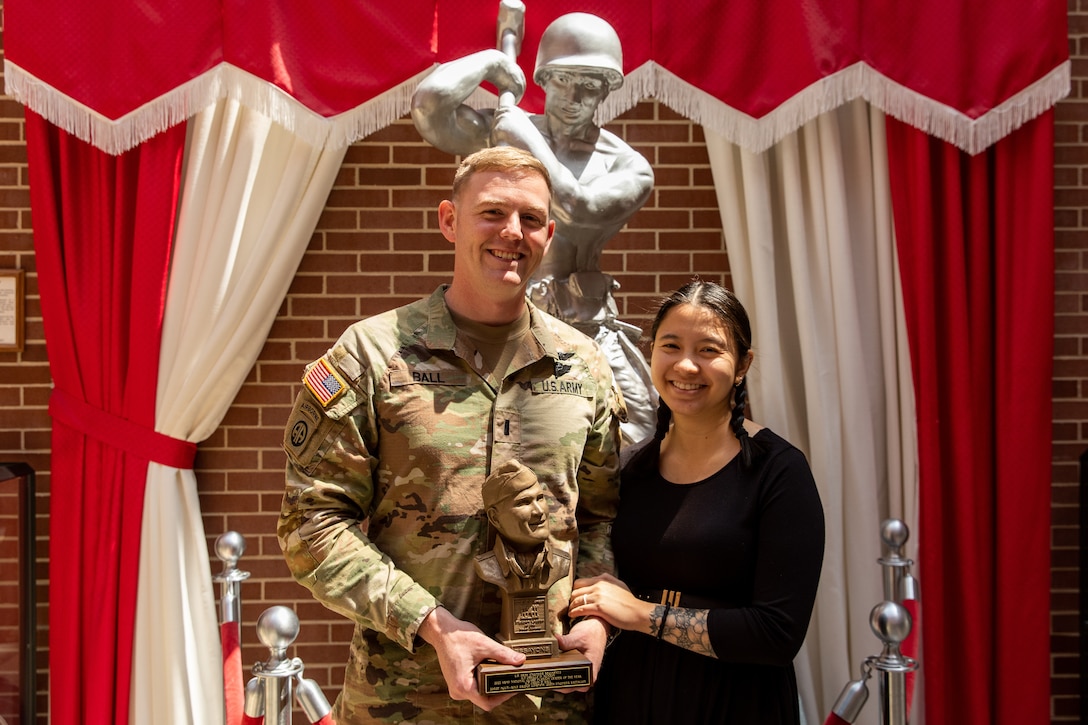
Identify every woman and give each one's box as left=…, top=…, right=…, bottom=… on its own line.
left=570, top=280, right=824, bottom=724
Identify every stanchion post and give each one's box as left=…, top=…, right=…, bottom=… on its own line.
left=214, top=531, right=251, bottom=623
left=869, top=600, right=915, bottom=725
left=825, top=519, right=919, bottom=725
left=877, top=519, right=913, bottom=604
left=217, top=531, right=333, bottom=723
left=253, top=606, right=305, bottom=725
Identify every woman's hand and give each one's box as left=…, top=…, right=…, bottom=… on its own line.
left=569, top=573, right=655, bottom=635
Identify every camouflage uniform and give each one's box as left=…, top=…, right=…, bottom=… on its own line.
left=279, top=286, right=622, bottom=724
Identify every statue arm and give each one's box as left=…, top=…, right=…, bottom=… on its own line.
left=491, top=107, right=654, bottom=227
left=411, top=49, right=526, bottom=156
left=552, top=151, right=654, bottom=228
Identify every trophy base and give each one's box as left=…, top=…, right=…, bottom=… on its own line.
left=476, top=651, right=593, bottom=694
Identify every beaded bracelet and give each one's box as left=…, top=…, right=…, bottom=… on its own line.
left=656, top=602, right=671, bottom=640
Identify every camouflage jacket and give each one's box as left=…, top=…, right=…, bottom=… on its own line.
left=279, top=286, right=622, bottom=723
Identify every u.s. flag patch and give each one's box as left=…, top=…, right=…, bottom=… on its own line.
left=304, top=357, right=347, bottom=407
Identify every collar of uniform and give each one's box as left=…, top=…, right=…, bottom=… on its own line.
left=422, top=285, right=459, bottom=349
left=423, top=285, right=559, bottom=361
left=525, top=303, right=560, bottom=360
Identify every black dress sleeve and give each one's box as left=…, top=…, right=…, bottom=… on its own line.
left=707, top=437, right=825, bottom=665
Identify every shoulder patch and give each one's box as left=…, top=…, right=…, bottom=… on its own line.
left=303, top=356, right=347, bottom=408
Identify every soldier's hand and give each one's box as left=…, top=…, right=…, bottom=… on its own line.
left=554, top=615, right=609, bottom=692
left=417, top=606, right=525, bottom=711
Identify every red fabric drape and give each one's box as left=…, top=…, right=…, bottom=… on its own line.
left=26, top=112, right=186, bottom=724
left=6, top=0, right=1064, bottom=122
left=886, top=112, right=1054, bottom=724
left=5, top=1, right=1068, bottom=155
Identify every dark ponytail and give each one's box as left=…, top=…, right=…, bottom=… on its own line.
left=730, top=378, right=754, bottom=467
left=654, top=399, right=673, bottom=441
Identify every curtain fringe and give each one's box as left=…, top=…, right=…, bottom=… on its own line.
left=864, top=61, right=1071, bottom=155
left=4, top=61, right=427, bottom=155
left=7, top=62, right=229, bottom=155
left=6, top=58, right=1071, bottom=157
left=604, top=61, right=1071, bottom=156
left=615, top=62, right=870, bottom=154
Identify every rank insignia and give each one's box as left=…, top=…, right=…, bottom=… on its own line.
left=303, top=357, right=347, bottom=407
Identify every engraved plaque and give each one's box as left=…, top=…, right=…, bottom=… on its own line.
left=478, top=653, right=592, bottom=694
left=512, top=595, right=546, bottom=635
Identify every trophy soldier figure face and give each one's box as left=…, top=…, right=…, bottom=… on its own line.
left=483, top=461, right=551, bottom=553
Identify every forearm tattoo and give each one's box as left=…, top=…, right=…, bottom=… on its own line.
left=650, top=605, right=717, bottom=658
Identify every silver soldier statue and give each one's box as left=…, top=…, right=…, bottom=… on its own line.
left=412, top=11, right=657, bottom=443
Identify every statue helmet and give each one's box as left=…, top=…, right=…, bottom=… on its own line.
left=533, top=13, right=624, bottom=91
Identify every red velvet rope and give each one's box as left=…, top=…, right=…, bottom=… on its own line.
left=49, top=387, right=197, bottom=469
left=902, top=597, right=919, bottom=717
left=221, top=621, right=244, bottom=725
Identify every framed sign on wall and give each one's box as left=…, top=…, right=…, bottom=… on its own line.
left=0, top=270, right=25, bottom=353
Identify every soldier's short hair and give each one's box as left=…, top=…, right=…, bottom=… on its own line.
left=452, top=146, right=553, bottom=201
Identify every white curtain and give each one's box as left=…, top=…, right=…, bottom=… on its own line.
left=704, top=99, right=919, bottom=725
left=130, top=98, right=347, bottom=725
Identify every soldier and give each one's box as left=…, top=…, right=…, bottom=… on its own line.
left=279, top=146, right=622, bottom=724
left=412, top=12, right=657, bottom=444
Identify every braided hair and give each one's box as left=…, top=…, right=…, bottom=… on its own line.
left=649, top=280, right=762, bottom=468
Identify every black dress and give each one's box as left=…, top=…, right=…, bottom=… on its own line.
left=593, top=428, right=825, bottom=724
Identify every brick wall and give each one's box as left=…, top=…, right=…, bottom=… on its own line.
left=1050, top=4, right=1087, bottom=720
left=0, top=85, right=50, bottom=720
left=0, top=15, right=1084, bottom=725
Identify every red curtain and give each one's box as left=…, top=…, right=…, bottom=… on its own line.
left=886, top=113, right=1054, bottom=724
left=26, top=112, right=187, bottom=724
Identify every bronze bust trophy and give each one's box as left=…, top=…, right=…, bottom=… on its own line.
left=473, top=459, right=592, bottom=694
